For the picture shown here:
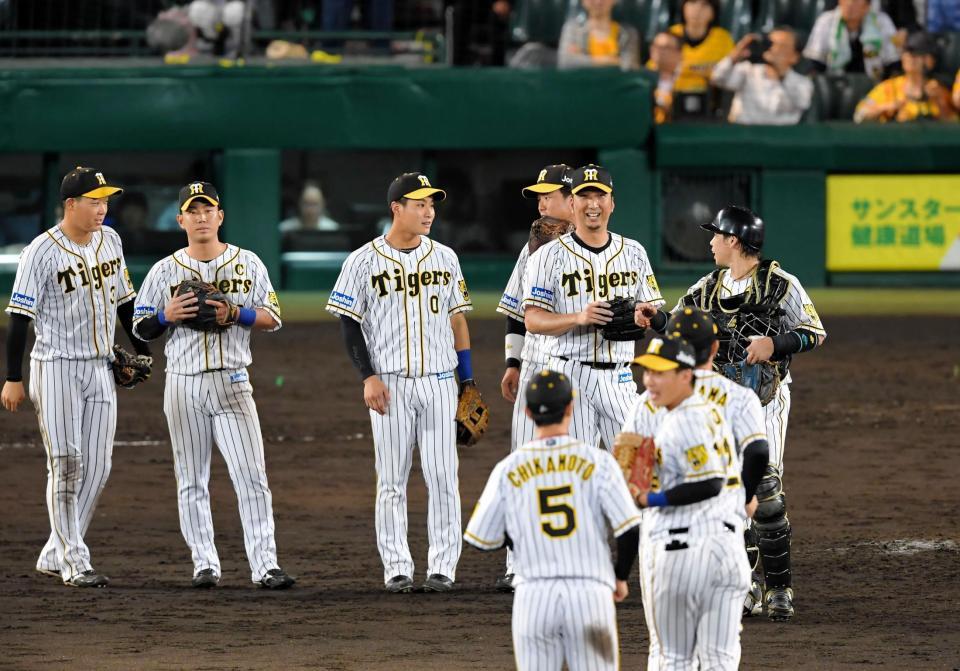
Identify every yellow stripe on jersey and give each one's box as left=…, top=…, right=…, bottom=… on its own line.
left=464, top=529, right=503, bottom=549
left=371, top=241, right=412, bottom=377
left=46, top=230, right=101, bottom=357
left=415, top=239, right=436, bottom=377
left=613, top=514, right=642, bottom=535
left=93, top=232, right=111, bottom=356
left=557, top=238, right=600, bottom=355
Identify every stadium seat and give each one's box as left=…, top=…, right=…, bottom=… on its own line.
left=831, top=73, right=876, bottom=121
left=717, top=0, right=754, bottom=41
left=510, top=0, right=575, bottom=46
left=935, top=32, right=960, bottom=75
left=755, top=0, right=832, bottom=36
left=615, top=0, right=674, bottom=44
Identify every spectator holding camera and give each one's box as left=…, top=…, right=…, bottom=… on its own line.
left=558, top=0, right=640, bottom=71
left=854, top=31, right=956, bottom=122
left=711, top=28, right=813, bottom=125
left=805, top=0, right=899, bottom=81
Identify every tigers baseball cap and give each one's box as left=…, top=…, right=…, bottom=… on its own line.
left=521, top=164, right=573, bottom=198
left=60, top=167, right=123, bottom=200
left=526, top=369, right=574, bottom=418
left=570, top=164, right=613, bottom=195
left=178, top=182, right=220, bottom=212
left=633, top=335, right=697, bottom=371
left=387, top=172, right=446, bottom=205
left=666, top=307, right=718, bottom=365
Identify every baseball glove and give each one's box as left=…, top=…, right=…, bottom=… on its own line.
left=175, top=279, right=239, bottom=332
left=455, top=381, right=490, bottom=447
left=111, top=344, right=152, bottom=389
left=599, top=297, right=647, bottom=341
left=528, top=216, right=574, bottom=254
left=613, top=432, right=656, bottom=500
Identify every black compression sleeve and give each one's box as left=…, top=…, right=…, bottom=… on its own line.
left=505, top=316, right=525, bottom=369
left=650, top=309, right=669, bottom=333
left=741, top=439, right=770, bottom=501
left=770, top=328, right=819, bottom=360
left=340, top=315, right=375, bottom=381
left=5, top=313, right=30, bottom=381
left=663, top=477, right=724, bottom=506
left=117, top=301, right=151, bottom=356
left=135, top=314, right=168, bottom=341
left=614, top=525, right=640, bottom=581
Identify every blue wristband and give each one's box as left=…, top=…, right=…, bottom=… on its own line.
left=238, top=307, right=257, bottom=327
left=157, top=309, right=169, bottom=326
left=645, top=491, right=668, bottom=508
left=456, top=349, right=473, bottom=382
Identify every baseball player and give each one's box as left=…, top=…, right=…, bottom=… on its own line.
left=638, top=205, right=826, bottom=620
left=621, top=307, right=770, bottom=623
left=620, top=335, right=750, bottom=670
left=1, top=167, right=151, bottom=587
left=465, top=370, right=642, bottom=671
left=523, top=164, right=664, bottom=452
left=326, top=172, right=473, bottom=594
left=494, top=163, right=575, bottom=592
left=132, top=181, right=295, bottom=590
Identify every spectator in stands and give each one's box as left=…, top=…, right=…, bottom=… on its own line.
left=668, top=0, right=734, bottom=93
left=927, top=0, right=960, bottom=32
left=711, top=28, right=813, bottom=125
left=279, top=182, right=340, bottom=232
left=323, top=0, right=392, bottom=34
left=805, top=0, right=900, bottom=81
left=854, top=31, right=956, bottom=122
left=647, top=31, right=683, bottom=123
left=558, top=0, right=640, bottom=71
left=952, top=68, right=960, bottom=111
left=449, top=1, right=512, bottom=66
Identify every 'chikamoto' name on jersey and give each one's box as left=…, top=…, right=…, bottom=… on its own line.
left=507, top=452, right=596, bottom=488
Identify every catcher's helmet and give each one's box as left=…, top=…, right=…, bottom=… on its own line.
left=700, top=206, right=764, bottom=253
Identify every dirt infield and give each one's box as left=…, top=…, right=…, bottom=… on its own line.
left=1, top=317, right=958, bottom=670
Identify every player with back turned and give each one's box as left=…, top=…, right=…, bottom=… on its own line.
left=326, top=173, right=476, bottom=594
left=523, top=164, right=664, bottom=452
left=1, top=167, right=151, bottom=587
left=465, top=369, right=642, bottom=671
left=637, top=205, right=826, bottom=620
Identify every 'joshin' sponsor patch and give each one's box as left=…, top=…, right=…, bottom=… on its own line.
left=10, top=292, right=35, bottom=309
left=618, top=370, right=633, bottom=384
left=436, top=371, right=454, bottom=380
left=229, top=371, right=249, bottom=384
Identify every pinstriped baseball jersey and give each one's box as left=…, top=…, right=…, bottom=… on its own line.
left=496, top=243, right=550, bottom=364
left=325, top=235, right=471, bottom=376
left=622, top=370, right=763, bottom=522
left=523, top=232, right=664, bottom=363
left=132, top=245, right=281, bottom=374
left=673, top=265, right=826, bottom=384
left=6, top=224, right=135, bottom=360
left=642, top=395, right=740, bottom=538
left=465, top=435, right=642, bottom=589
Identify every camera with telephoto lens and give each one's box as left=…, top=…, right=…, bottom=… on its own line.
left=747, top=33, right=772, bottom=64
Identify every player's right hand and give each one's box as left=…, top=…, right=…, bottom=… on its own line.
left=634, top=301, right=658, bottom=328
left=363, top=375, right=390, bottom=415
left=614, top=579, right=629, bottom=602
left=1, top=380, right=26, bottom=412
left=501, top=367, right=520, bottom=402
left=577, top=301, right=613, bottom=327
left=163, top=291, right=200, bottom=323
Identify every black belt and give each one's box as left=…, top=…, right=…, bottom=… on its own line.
left=557, top=356, right=627, bottom=370
left=203, top=368, right=225, bottom=373
left=669, top=523, right=736, bottom=534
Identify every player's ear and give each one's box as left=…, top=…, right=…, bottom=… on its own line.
left=709, top=340, right=720, bottom=360
left=524, top=407, right=534, bottom=421
left=176, top=213, right=186, bottom=232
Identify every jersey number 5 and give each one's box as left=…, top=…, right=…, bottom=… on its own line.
left=538, top=485, right=576, bottom=538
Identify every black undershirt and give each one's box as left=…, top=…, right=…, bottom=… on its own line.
left=340, top=315, right=375, bottom=381
left=571, top=231, right=612, bottom=254
left=505, top=316, right=525, bottom=369
left=117, top=300, right=152, bottom=356
left=4, top=313, right=29, bottom=381
left=741, top=439, right=769, bottom=501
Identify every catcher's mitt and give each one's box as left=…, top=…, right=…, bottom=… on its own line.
left=528, top=216, right=574, bottom=254
left=612, top=432, right=656, bottom=501
left=599, top=297, right=647, bottom=341
left=455, top=382, right=490, bottom=447
left=175, top=279, right=239, bottom=332
left=111, top=344, right=152, bottom=389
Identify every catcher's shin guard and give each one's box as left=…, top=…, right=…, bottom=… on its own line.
left=744, top=522, right=760, bottom=572
left=754, top=467, right=791, bottom=589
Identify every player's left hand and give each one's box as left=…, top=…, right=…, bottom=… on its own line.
left=745, top=495, right=758, bottom=519
left=205, top=298, right=240, bottom=327
left=634, top=302, right=658, bottom=328
left=501, top=367, right=520, bottom=403
left=1, top=380, right=26, bottom=412
left=614, top=580, right=629, bottom=602
left=745, top=336, right=774, bottom=364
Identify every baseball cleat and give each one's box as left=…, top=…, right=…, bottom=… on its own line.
left=259, top=568, right=296, bottom=590
left=36, top=567, right=61, bottom=579
left=765, top=587, right=794, bottom=621
left=743, top=576, right=763, bottom=617
left=192, top=568, right=220, bottom=588
left=66, top=570, right=110, bottom=588
left=385, top=575, right=414, bottom=593
left=494, top=573, right=515, bottom=593
left=423, top=574, right=454, bottom=593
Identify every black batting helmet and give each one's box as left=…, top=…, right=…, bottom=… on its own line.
left=700, top=206, right=764, bottom=253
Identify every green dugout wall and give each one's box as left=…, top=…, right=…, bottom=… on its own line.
left=1, top=65, right=959, bottom=293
